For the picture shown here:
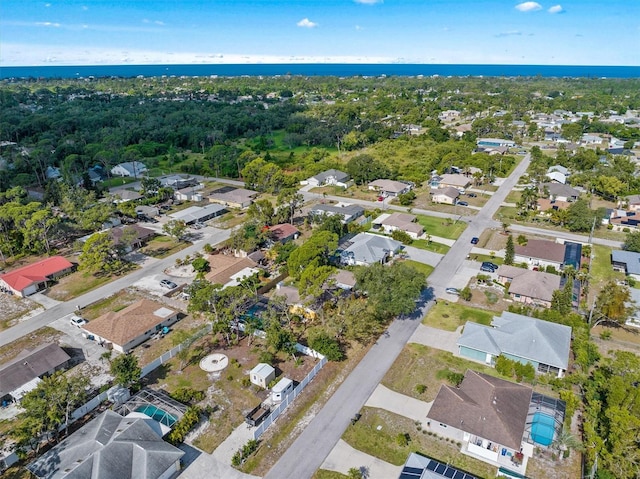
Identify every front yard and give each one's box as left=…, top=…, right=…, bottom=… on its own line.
left=421, top=302, right=493, bottom=331
left=140, top=236, right=191, bottom=258
left=47, top=270, right=116, bottom=301
left=415, top=215, right=466, bottom=240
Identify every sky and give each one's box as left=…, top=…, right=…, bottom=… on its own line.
left=1, top=0, right=638, bottom=66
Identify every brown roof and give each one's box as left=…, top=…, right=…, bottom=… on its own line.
left=433, top=186, right=460, bottom=199
left=381, top=213, right=424, bottom=235
left=497, top=265, right=561, bottom=303
left=369, top=179, right=410, bottom=194
left=0, top=343, right=70, bottom=396
left=427, top=370, right=532, bottom=450
left=109, top=224, right=155, bottom=245
left=515, top=239, right=566, bottom=263
left=209, top=187, right=258, bottom=205
left=268, top=223, right=300, bottom=242
left=205, top=253, right=257, bottom=285
left=330, top=269, right=357, bottom=288
left=537, top=198, right=570, bottom=212
left=83, top=299, right=177, bottom=347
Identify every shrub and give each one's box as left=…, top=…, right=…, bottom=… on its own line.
left=391, top=229, right=413, bottom=245
left=232, top=439, right=259, bottom=466
left=308, top=330, right=344, bottom=361
left=445, top=371, right=464, bottom=387
left=167, top=407, right=201, bottom=445
left=241, top=377, right=251, bottom=387
left=396, top=432, right=411, bottom=447
left=415, top=384, right=427, bottom=394
left=459, top=287, right=472, bottom=301
left=170, top=387, right=205, bottom=404
left=259, top=351, right=274, bottom=364
left=203, top=243, right=214, bottom=253
left=600, top=330, right=612, bottom=340
left=398, top=191, right=416, bottom=206
left=192, top=257, right=210, bottom=272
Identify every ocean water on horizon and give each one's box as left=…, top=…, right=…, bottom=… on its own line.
left=1, top=63, right=639, bottom=80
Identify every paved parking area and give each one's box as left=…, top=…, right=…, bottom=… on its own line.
left=409, top=324, right=462, bottom=354
left=133, top=274, right=186, bottom=297
left=322, top=439, right=402, bottom=479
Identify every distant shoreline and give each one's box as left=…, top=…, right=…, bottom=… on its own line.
left=1, top=63, right=639, bottom=80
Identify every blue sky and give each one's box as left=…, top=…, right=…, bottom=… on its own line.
left=1, top=0, right=638, bottom=66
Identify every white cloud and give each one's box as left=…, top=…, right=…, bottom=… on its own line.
left=81, top=5, right=88, bottom=11
left=296, top=18, right=318, bottom=28
left=548, top=4, right=565, bottom=13
left=515, top=2, right=542, bottom=12
left=354, top=0, right=383, bottom=4
left=495, top=30, right=522, bottom=37
left=355, top=25, right=363, bottom=30
left=154, top=20, right=165, bottom=25
left=44, top=3, right=51, bottom=7
left=35, top=21, right=61, bottom=27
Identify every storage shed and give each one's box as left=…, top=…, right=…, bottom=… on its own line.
left=250, top=363, right=275, bottom=389
left=271, top=377, right=293, bottom=403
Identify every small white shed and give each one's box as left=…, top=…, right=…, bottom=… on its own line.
left=250, top=363, right=275, bottom=389
left=271, top=377, right=294, bottom=403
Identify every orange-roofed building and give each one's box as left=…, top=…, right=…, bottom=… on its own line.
left=0, top=256, right=75, bottom=297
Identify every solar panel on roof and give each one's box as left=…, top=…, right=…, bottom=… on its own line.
left=426, top=461, right=438, bottom=471
left=403, top=467, right=424, bottom=475
left=400, top=474, right=418, bottom=479
left=453, top=472, right=465, bottom=479
left=444, top=467, right=456, bottom=478
left=435, top=463, right=447, bottom=474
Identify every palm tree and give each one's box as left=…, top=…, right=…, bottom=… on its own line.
left=552, top=429, right=585, bottom=461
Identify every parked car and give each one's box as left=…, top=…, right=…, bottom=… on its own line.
left=467, top=192, right=477, bottom=197
left=483, top=261, right=499, bottom=270
left=445, top=287, right=460, bottom=295
left=480, top=264, right=495, bottom=272
left=457, top=201, right=469, bottom=206
left=70, top=315, right=87, bottom=327
left=160, top=279, right=178, bottom=289
left=470, top=237, right=479, bottom=244
left=377, top=196, right=385, bottom=202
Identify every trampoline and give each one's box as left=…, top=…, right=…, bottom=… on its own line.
left=530, top=412, right=555, bottom=446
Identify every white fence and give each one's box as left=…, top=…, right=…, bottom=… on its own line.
left=252, top=354, right=327, bottom=440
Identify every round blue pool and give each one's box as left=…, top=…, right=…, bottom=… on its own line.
left=135, top=405, right=177, bottom=427
left=531, top=412, right=556, bottom=446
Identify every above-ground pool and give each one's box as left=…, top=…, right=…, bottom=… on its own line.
left=135, top=405, right=178, bottom=427
left=530, top=412, right=556, bottom=446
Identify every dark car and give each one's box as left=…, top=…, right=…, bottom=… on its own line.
left=480, top=264, right=495, bottom=272
left=470, top=237, right=479, bottom=244
left=457, top=201, right=469, bottom=206
left=484, top=261, right=499, bottom=270
left=467, top=192, right=477, bottom=197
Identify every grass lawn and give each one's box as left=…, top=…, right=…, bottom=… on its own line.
left=470, top=253, right=504, bottom=265
left=47, top=270, right=116, bottom=301
left=0, top=326, right=62, bottom=364
left=342, top=407, right=495, bottom=478
left=382, top=344, right=497, bottom=402
left=590, top=245, right=622, bottom=284
left=402, top=260, right=434, bottom=278
left=100, top=177, right=138, bottom=188
left=504, top=189, right=522, bottom=204
left=0, top=295, right=38, bottom=331
left=422, top=302, right=493, bottom=331
left=411, top=239, right=450, bottom=254
left=140, top=236, right=191, bottom=258
left=415, top=215, right=466, bottom=240
left=312, top=471, right=349, bottom=479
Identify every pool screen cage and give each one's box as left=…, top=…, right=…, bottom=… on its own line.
left=115, top=388, right=187, bottom=424
left=522, top=392, right=566, bottom=447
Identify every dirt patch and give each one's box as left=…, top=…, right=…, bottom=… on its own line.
left=526, top=444, right=582, bottom=479
left=0, top=327, right=63, bottom=364
left=0, top=294, right=39, bottom=330
left=591, top=325, right=640, bottom=356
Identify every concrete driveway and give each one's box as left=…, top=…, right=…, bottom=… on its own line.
left=409, top=324, right=462, bottom=355
left=365, top=384, right=432, bottom=423
left=403, top=245, right=443, bottom=267
left=322, top=439, right=402, bottom=479
left=178, top=447, right=261, bottom=479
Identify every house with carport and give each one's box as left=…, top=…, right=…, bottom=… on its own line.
left=457, top=312, right=571, bottom=377
left=82, top=299, right=180, bottom=353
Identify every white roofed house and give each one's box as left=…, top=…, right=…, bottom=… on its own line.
left=436, top=174, right=471, bottom=191
left=310, top=203, right=365, bottom=224
left=110, top=161, right=147, bottom=178
left=303, top=169, right=352, bottom=188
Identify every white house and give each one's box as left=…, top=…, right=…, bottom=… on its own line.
left=250, top=363, right=275, bottom=389
left=340, top=233, right=402, bottom=266
left=368, top=179, right=412, bottom=197
left=431, top=187, right=460, bottom=205
left=110, top=161, right=148, bottom=178
left=303, top=169, right=351, bottom=188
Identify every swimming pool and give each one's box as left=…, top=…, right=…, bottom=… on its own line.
left=530, top=412, right=556, bottom=446
left=135, top=405, right=178, bottom=427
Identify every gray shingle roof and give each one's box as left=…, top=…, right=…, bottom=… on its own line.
left=458, top=312, right=572, bottom=370
left=341, top=233, right=402, bottom=265
left=312, top=169, right=350, bottom=184
left=28, top=410, right=184, bottom=479
left=496, top=265, right=562, bottom=303
left=612, top=249, right=640, bottom=275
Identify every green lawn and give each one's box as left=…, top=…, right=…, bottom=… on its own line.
left=402, top=260, right=434, bottom=278
left=470, top=253, right=503, bottom=265
left=415, top=215, right=466, bottom=240
left=411, top=239, right=450, bottom=254
left=589, top=244, right=625, bottom=301
left=140, top=236, right=191, bottom=258
left=312, top=471, right=349, bottom=479
left=47, top=270, right=117, bottom=301
left=100, top=177, right=138, bottom=188
left=422, top=302, right=493, bottom=331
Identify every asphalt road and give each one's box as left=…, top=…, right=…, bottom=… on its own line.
left=0, top=227, right=231, bottom=348
left=265, top=155, right=532, bottom=479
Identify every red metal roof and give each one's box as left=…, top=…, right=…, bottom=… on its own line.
left=0, top=256, right=74, bottom=292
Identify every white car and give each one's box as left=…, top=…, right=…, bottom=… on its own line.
left=70, top=315, right=87, bottom=327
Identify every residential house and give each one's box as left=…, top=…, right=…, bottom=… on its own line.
left=175, top=186, right=203, bottom=202
left=547, top=165, right=569, bottom=176
left=303, top=169, right=351, bottom=188
left=310, top=203, right=365, bottom=224
left=609, top=210, right=640, bottom=232
left=268, top=223, right=300, bottom=243
left=496, top=265, right=562, bottom=308
left=626, top=194, right=640, bottom=212
left=160, top=174, right=198, bottom=189
left=475, top=145, right=509, bottom=155
left=111, top=189, right=143, bottom=203
left=581, top=134, right=604, bottom=145
left=0, top=343, right=70, bottom=403
left=457, top=312, right=572, bottom=377
left=427, top=370, right=566, bottom=476
left=205, top=253, right=260, bottom=288
left=372, top=212, right=424, bottom=239
left=168, top=204, right=226, bottom=224
left=110, top=161, right=147, bottom=178
left=536, top=198, right=570, bottom=214
left=438, top=109, right=461, bottom=121
left=399, top=453, right=480, bottom=479
left=274, top=283, right=317, bottom=320
left=545, top=171, right=567, bottom=184
left=542, top=183, right=580, bottom=202
left=0, top=256, right=75, bottom=297
left=82, top=299, right=180, bottom=353
left=135, top=205, right=159, bottom=218
left=109, top=224, right=155, bottom=251
left=329, top=270, right=357, bottom=290
left=27, top=410, right=184, bottom=479
left=368, top=179, right=413, bottom=197
left=611, top=250, right=640, bottom=281
left=437, top=174, right=471, bottom=191
left=45, top=166, right=61, bottom=180
left=340, top=233, right=403, bottom=266
left=476, top=138, right=516, bottom=148
left=209, top=186, right=259, bottom=209
left=431, top=187, right=460, bottom=205
left=514, top=239, right=566, bottom=270
left=250, top=363, right=275, bottom=388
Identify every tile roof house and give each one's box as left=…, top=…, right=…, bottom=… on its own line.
left=205, top=253, right=259, bottom=288
left=431, top=187, right=460, bottom=205
left=27, top=409, right=184, bottom=479
left=542, top=183, right=580, bottom=202
left=340, top=233, right=403, bottom=266
left=310, top=203, right=365, bottom=224
left=0, top=343, right=70, bottom=402
left=457, top=312, right=572, bottom=377
left=611, top=250, right=640, bottom=280
left=368, top=179, right=412, bottom=197
left=82, top=299, right=180, bottom=353
left=514, top=239, right=566, bottom=270
left=304, top=169, right=351, bottom=188
left=0, top=256, right=75, bottom=297
left=496, top=265, right=562, bottom=308
left=437, top=174, right=471, bottom=190
left=427, top=370, right=534, bottom=474
left=268, top=223, right=300, bottom=243
left=209, top=186, right=259, bottom=209
left=110, top=161, right=147, bottom=178
left=373, top=212, right=424, bottom=239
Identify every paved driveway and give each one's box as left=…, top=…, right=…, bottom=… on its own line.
left=365, top=384, right=432, bottom=423
left=403, top=246, right=443, bottom=267
left=322, top=439, right=402, bottom=479
left=409, top=324, right=462, bottom=355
